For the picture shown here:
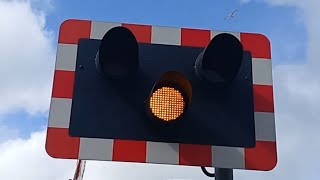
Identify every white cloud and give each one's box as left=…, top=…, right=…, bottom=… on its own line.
left=0, top=129, right=76, bottom=180
left=1, top=0, right=54, bottom=11
left=0, top=0, right=55, bottom=116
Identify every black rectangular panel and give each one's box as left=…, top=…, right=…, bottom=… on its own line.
left=69, top=39, right=256, bottom=148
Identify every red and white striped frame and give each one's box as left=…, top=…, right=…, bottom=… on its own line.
left=45, top=19, right=277, bottom=171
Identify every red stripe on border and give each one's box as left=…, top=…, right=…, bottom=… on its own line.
left=245, top=141, right=277, bottom=171
left=179, top=144, right=212, bottom=166
left=45, top=127, right=80, bottom=159
left=240, top=33, right=271, bottom=59
left=181, top=28, right=211, bottom=47
left=58, top=19, right=92, bottom=44
left=122, top=23, right=152, bottom=43
left=112, top=140, right=147, bottom=162
left=253, top=85, right=274, bottom=112
left=52, top=70, right=75, bottom=99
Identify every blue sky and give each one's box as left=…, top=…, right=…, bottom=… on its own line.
left=1, top=0, right=320, bottom=179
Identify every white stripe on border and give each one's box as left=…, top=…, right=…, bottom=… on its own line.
left=79, top=138, right=114, bottom=160
left=90, top=21, right=121, bottom=39
left=255, top=112, right=276, bottom=141
left=211, top=31, right=240, bottom=40
left=146, top=142, right=179, bottom=164
left=48, top=98, right=72, bottom=128
left=152, top=26, right=181, bottom=45
left=55, top=44, right=78, bottom=71
left=212, top=146, right=245, bottom=169
left=252, top=58, right=273, bottom=85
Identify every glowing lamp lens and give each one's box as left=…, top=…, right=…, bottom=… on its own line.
left=149, top=87, right=185, bottom=121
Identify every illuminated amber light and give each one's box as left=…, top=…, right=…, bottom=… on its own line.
left=149, top=87, right=185, bottom=121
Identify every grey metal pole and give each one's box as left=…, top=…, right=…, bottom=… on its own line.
left=215, top=168, right=233, bottom=180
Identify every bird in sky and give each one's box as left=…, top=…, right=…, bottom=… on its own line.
left=225, top=9, right=238, bottom=20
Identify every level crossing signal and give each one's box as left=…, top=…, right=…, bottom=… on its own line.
left=46, top=19, right=277, bottom=171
